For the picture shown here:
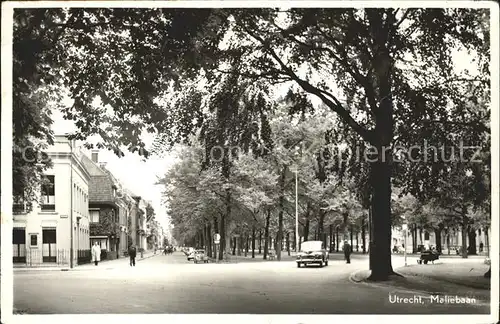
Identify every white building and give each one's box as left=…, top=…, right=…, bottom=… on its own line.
left=13, top=135, right=91, bottom=267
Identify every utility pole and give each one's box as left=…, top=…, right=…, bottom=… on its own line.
left=295, top=169, right=299, bottom=253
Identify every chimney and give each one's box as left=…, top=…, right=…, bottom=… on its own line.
left=91, top=150, right=98, bottom=163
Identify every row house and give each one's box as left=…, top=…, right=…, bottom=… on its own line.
left=13, top=135, right=91, bottom=267
left=128, top=195, right=148, bottom=251
left=80, top=151, right=135, bottom=260
left=391, top=226, right=492, bottom=254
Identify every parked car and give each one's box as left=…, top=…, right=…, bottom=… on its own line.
left=296, top=240, right=329, bottom=268
left=187, top=250, right=196, bottom=261
left=193, top=250, right=209, bottom=263
left=184, top=247, right=195, bottom=257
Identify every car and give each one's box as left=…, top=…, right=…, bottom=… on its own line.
left=184, top=247, right=195, bottom=258
left=193, top=250, right=209, bottom=263
left=187, top=250, right=196, bottom=261
left=296, top=240, right=329, bottom=268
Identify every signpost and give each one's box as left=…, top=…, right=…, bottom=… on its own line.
left=402, top=223, right=408, bottom=266
left=214, top=233, right=220, bottom=244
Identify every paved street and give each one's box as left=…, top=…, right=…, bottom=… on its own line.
left=12, top=252, right=490, bottom=314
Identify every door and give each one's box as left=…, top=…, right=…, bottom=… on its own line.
left=13, top=228, right=26, bottom=263
left=42, top=228, right=57, bottom=262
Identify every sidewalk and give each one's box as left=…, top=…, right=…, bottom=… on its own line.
left=350, top=261, right=491, bottom=301
left=13, top=250, right=160, bottom=272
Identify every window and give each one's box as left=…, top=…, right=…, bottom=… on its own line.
left=90, top=210, right=100, bottom=223
left=424, top=232, right=430, bottom=240
left=30, top=234, right=38, bottom=246
left=41, top=175, right=55, bottom=211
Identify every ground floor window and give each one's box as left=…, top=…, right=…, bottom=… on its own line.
left=13, top=228, right=26, bottom=263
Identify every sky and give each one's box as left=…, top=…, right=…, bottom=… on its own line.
left=51, top=108, right=178, bottom=230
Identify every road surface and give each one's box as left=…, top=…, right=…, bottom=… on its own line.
left=13, top=252, right=490, bottom=314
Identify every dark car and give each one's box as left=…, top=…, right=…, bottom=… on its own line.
left=296, top=240, right=329, bottom=268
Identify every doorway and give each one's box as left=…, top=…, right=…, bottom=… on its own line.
left=42, top=228, right=57, bottom=262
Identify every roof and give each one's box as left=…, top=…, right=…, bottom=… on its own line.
left=80, top=154, right=118, bottom=204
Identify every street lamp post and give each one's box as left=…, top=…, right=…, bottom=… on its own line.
left=402, top=223, right=408, bottom=267
left=293, top=146, right=300, bottom=253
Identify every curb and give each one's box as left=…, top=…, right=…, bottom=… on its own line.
left=13, top=253, right=160, bottom=272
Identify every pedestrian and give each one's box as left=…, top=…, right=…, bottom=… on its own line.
left=128, top=244, right=137, bottom=266
left=343, top=240, right=352, bottom=264
left=91, top=242, right=101, bottom=266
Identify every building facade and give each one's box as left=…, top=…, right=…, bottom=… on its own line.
left=13, top=135, right=91, bottom=267
left=80, top=151, right=126, bottom=260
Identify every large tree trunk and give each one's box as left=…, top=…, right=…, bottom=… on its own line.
left=252, top=226, right=256, bottom=258
left=335, top=226, right=339, bottom=252
left=329, top=224, right=334, bottom=252
left=350, top=225, right=354, bottom=248
left=412, top=225, right=418, bottom=253
left=303, top=204, right=311, bottom=242
left=366, top=9, right=396, bottom=281
left=207, top=223, right=212, bottom=258
left=259, top=230, right=262, bottom=254
left=467, top=225, right=477, bottom=255
left=277, top=166, right=286, bottom=261
left=263, top=209, right=270, bottom=259
left=286, top=232, right=290, bottom=256
left=461, top=213, right=469, bottom=258
left=219, top=192, right=229, bottom=261
left=435, top=225, right=443, bottom=254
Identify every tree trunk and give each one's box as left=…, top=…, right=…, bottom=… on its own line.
left=350, top=226, right=354, bottom=248
left=412, top=225, right=417, bottom=253
left=207, top=223, right=212, bottom=258
left=259, top=230, right=262, bottom=254
left=252, top=226, right=256, bottom=258
left=244, top=234, right=248, bottom=257
left=286, top=232, right=290, bottom=256
left=232, top=237, right=236, bottom=255
left=356, top=232, right=359, bottom=252
left=368, top=158, right=395, bottom=280
left=362, top=217, right=366, bottom=253
left=446, top=229, right=450, bottom=255
left=329, top=224, right=334, bottom=252
left=335, top=227, right=339, bottom=252
left=263, top=209, right=270, bottom=259
left=219, top=194, right=228, bottom=261
left=303, top=204, right=311, bottom=242
left=213, top=216, right=219, bottom=260
left=467, top=225, right=477, bottom=255
left=277, top=166, right=286, bottom=261
left=435, top=226, right=442, bottom=254
left=461, top=213, right=468, bottom=258
left=293, top=229, right=297, bottom=251
left=485, top=226, right=489, bottom=257
left=318, top=210, right=326, bottom=246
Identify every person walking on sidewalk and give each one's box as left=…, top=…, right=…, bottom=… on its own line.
left=91, top=242, right=101, bottom=266
left=343, top=240, right=352, bottom=264
left=128, top=245, right=137, bottom=267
